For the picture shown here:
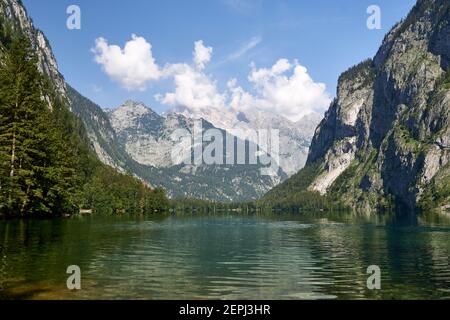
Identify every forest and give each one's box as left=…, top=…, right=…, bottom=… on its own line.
left=0, top=21, right=169, bottom=218
left=0, top=17, right=341, bottom=218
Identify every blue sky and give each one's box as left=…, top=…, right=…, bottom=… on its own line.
left=23, top=0, right=416, bottom=115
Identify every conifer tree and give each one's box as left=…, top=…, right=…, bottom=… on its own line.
left=0, top=34, right=77, bottom=216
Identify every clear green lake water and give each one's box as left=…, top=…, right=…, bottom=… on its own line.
left=0, top=212, right=449, bottom=300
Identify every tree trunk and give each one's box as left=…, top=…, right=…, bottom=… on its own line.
left=9, top=129, right=15, bottom=178
left=20, top=184, right=30, bottom=216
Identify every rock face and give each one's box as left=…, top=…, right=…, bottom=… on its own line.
left=68, top=85, right=130, bottom=171
left=105, top=100, right=285, bottom=201
left=169, top=106, right=321, bottom=176
left=304, top=0, right=450, bottom=211
left=110, top=101, right=185, bottom=168
left=69, top=89, right=285, bottom=201
left=0, top=0, right=67, bottom=99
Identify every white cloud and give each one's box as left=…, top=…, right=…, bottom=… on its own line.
left=155, top=42, right=224, bottom=112
left=92, top=35, right=330, bottom=121
left=158, top=57, right=330, bottom=122
left=226, top=36, right=262, bottom=62
left=92, top=34, right=161, bottom=91
left=193, top=40, right=213, bottom=70
left=235, top=59, right=331, bottom=121
left=156, top=63, right=226, bottom=111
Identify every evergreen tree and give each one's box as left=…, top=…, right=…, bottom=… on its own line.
left=0, top=34, right=77, bottom=216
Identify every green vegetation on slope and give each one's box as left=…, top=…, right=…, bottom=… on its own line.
left=259, top=162, right=342, bottom=210
left=67, top=84, right=130, bottom=169
left=418, top=162, right=450, bottom=212
left=441, top=68, right=450, bottom=90
left=82, top=167, right=168, bottom=215
left=338, top=59, right=375, bottom=87
left=0, top=23, right=169, bottom=218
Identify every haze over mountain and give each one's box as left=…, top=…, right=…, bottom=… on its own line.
left=168, top=105, right=322, bottom=176
left=105, top=99, right=287, bottom=201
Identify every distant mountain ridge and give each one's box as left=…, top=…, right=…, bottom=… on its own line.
left=103, top=99, right=286, bottom=201
left=68, top=87, right=287, bottom=201
left=168, top=105, right=322, bottom=176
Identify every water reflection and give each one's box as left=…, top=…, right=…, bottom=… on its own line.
left=0, top=211, right=449, bottom=299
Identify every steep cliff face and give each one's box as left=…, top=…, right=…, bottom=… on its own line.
left=0, top=0, right=67, bottom=98
left=110, top=101, right=172, bottom=168
left=68, top=85, right=130, bottom=171
left=1, top=0, right=127, bottom=172
left=305, top=0, right=450, bottom=211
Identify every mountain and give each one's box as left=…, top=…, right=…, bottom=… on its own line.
left=0, top=0, right=169, bottom=216
left=67, top=84, right=286, bottom=201
left=0, top=0, right=321, bottom=203
left=0, top=0, right=67, bottom=99
left=110, top=100, right=176, bottom=168
left=68, top=85, right=130, bottom=171
left=168, top=106, right=322, bottom=176
left=0, top=0, right=284, bottom=203
left=103, top=100, right=286, bottom=201
left=264, top=0, right=450, bottom=213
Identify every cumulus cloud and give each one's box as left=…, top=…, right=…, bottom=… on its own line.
left=156, top=63, right=226, bottom=111
left=158, top=57, right=330, bottom=121
left=155, top=41, right=224, bottom=112
left=239, top=59, right=332, bottom=121
left=92, top=34, right=161, bottom=91
left=92, top=35, right=330, bottom=121
left=193, top=40, right=213, bottom=70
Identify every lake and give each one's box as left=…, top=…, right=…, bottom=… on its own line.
left=0, top=212, right=449, bottom=300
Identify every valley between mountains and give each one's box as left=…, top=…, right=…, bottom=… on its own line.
left=1, top=0, right=449, bottom=215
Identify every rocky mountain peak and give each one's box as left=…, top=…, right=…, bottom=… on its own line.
left=111, top=100, right=162, bottom=134
left=167, top=105, right=321, bottom=176
left=269, top=0, right=450, bottom=212
left=118, top=100, right=156, bottom=114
